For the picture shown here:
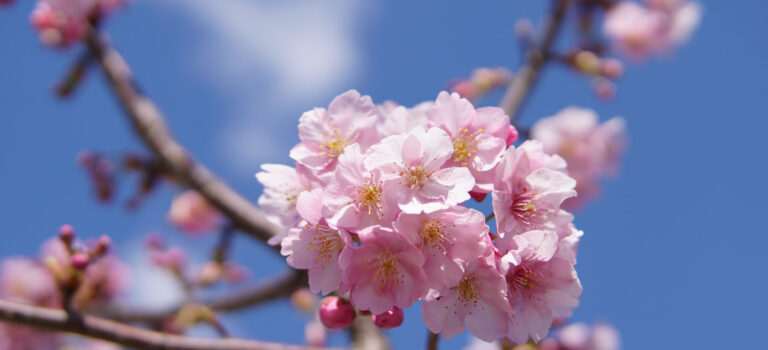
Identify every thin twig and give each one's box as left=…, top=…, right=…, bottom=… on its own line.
left=83, top=30, right=282, bottom=248
left=426, top=331, right=439, bottom=350
left=0, top=298, right=339, bottom=350
left=101, top=270, right=307, bottom=324
left=499, top=0, right=572, bottom=121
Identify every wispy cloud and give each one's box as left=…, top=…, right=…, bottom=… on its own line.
left=155, top=0, right=373, bottom=169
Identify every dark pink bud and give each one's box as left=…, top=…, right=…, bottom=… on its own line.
left=59, top=224, right=75, bottom=245
left=318, top=296, right=356, bottom=329
left=94, top=235, right=111, bottom=256
left=71, top=252, right=90, bottom=270
left=506, top=125, right=519, bottom=147
left=144, top=233, right=166, bottom=250
left=372, top=306, right=403, bottom=329
left=449, top=80, right=475, bottom=100
left=593, top=78, right=617, bottom=100
left=601, top=58, right=624, bottom=79
left=469, top=191, right=487, bottom=202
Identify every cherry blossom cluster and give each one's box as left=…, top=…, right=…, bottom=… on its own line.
left=603, top=0, right=702, bottom=61
left=30, top=0, right=125, bottom=48
left=531, top=107, right=626, bottom=209
left=257, top=90, right=584, bottom=343
left=0, top=225, right=128, bottom=349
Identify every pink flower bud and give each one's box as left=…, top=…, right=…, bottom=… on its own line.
left=372, top=306, right=404, bottom=329
left=593, top=78, right=617, bottom=100
left=449, top=80, right=475, bottom=100
left=144, top=233, right=166, bottom=250
left=71, top=252, right=90, bottom=271
left=305, top=320, right=327, bottom=346
left=601, top=58, right=625, bottom=80
left=59, top=224, right=75, bottom=245
left=93, top=235, right=111, bottom=256
left=318, top=296, right=356, bottom=329
left=168, top=190, right=222, bottom=234
left=291, top=288, right=318, bottom=313
left=469, top=191, right=487, bottom=202
left=506, top=125, right=519, bottom=146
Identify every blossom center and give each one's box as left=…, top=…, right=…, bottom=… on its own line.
left=306, top=225, right=343, bottom=268
left=508, top=264, right=545, bottom=297
left=452, top=128, right=482, bottom=166
left=419, top=219, right=451, bottom=253
left=452, top=275, right=481, bottom=308
left=510, top=191, right=549, bottom=228
left=354, top=179, right=384, bottom=219
left=371, top=251, right=404, bottom=289
left=316, top=128, right=349, bottom=158
left=398, top=166, right=433, bottom=190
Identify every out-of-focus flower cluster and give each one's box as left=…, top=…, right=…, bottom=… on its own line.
left=0, top=225, right=129, bottom=349
left=463, top=322, right=620, bottom=350
left=531, top=107, right=626, bottom=209
left=603, top=0, right=702, bottom=61
left=257, top=90, right=584, bottom=343
left=450, top=67, right=513, bottom=103
left=30, top=0, right=126, bottom=48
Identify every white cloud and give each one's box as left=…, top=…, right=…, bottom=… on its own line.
left=153, top=0, right=373, bottom=170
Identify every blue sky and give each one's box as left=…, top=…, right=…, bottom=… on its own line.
left=1, top=0, right=767, bottom=349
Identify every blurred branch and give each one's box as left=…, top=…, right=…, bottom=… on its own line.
left=0, top=298, right=339, bottom=350
left=500, top=0, right=571, bottom=121
left=426, top=331, right=439, bottom=350
left=83, top=30, right=282, bottom=249
left=349, top=316, right=390, bottom=350
left=102, top=270, right=307, bottom=324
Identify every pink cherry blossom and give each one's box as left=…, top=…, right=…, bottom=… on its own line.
left=499, top=230, right=582, bottom=344
left=338, top=226, right=427, bottom=314
left=422, top=258, right=510, bottom=342
left=531, top=107, right=626, bottom=209
left=168, top=190, right=222, bottom=234
left=322, top=143, right=397, bottom=231
left=256, top=163, right=323, bottom=236
left=492, top=141, right=576, bottom=245
left=428, top=92, right=513, bottom=192
left=367, top=126, right=475, bottom=214
left=393, top=206, right=489, bottom=290
left=603, top=2, right=668, bottom=60
left=0, top=258, right=59, bottom=307
left=375, top=101, right=430, bottom=139
left=281, top=190, right=352, bottom=295
left=290, top=90, right=379, bottom=174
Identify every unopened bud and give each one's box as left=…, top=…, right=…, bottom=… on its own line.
left=71, top=252, right=90, bottom=271
left=506, top=125, right=519, bottom=147
left=291, top=288, right=318, bottom=313
left=318, top=296, right=356, bottom=329
left=93, top=235, right=111, bottom=256
left=593, top=78, right=617, bottom=100
left=372, top=306, right=404, bottom=329
left=469, top=191, right=487, bottom=202
left=59, top=224, right=75, bottom=246
left=574, top=51, right=602, bottom=75
left=601, top=58, right=624, bottom=79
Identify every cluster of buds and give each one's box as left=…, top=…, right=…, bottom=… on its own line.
left=0, top=225, right=128, bottom=349
left=144, top=234, right=247, bottom=289
left=562, top=51, right=624, bottom=100
left=449, top=67, right=513, bottom=102
left=257, top=90, right=583, bottom=343
left=78, top=151, right=115, bottom=203
left=530, top=107, right=626, bottom=209
left=603, top=0, right=702, bottom=61
left=30, top=0, right=126, bottom=48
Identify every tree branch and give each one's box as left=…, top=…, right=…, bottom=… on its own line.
left=426, top=331, right=439, bottom=350
left=0, top=299, right=339, bottom=350
left=83, top=30, right=282, bottom=247
left=499, top=0, right=571, bottom=121
left=102, top=270, right=307, bottom=324
left=349, top=316, right=390, bottom=350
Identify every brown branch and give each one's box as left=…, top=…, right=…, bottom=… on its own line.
left=499, top=0, right=571, bottom=121
left=0, top=298, right=339, bottom=350
left=83, top=30, right=282, bottom=247
left=102, top=270, right=307, bottom=324
left=349, top=316, right=390, bottom=350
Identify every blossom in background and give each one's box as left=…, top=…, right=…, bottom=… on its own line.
left=168, top=190, right=222, bottom=234
left=531, top=107, right=626, bottom=209
left=30, top=0, right=126, bottom=48
left=259, top=90, right=584, bottom=343
left=603, top=0, right=702, bottom=60
left=540, top=322, right=621, bottom=350
left=449, top=67, right=513, bottom=102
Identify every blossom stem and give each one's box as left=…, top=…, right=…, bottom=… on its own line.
left=499, top=0, right=572, bottom=121
left=485, top=213, right=495, bottom=224
left=426, top=331, right=439, bottom=350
